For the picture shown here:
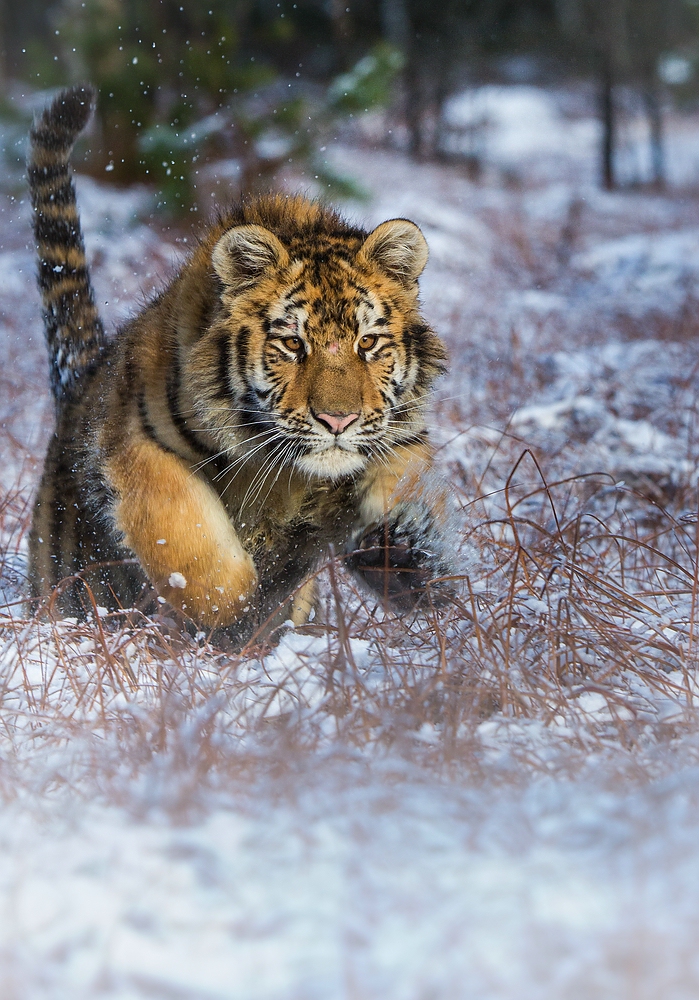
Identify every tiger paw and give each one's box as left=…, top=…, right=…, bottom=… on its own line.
left=346, top=522, right=447, bottom=610
left=156, top=555, right=258, bottom=628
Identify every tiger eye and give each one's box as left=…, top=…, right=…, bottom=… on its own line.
left=358, top=334, right=378, bottom=352
left=282, top=336, right=303, bottom=352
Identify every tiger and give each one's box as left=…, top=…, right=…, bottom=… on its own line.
left=27, top=84, right=452, bottom=646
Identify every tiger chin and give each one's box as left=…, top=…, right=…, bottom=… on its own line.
left=27, top=84, right=453, bottom=647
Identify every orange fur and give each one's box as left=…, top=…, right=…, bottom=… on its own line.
left=28, top=88, right=451, bottom=643
left=107, top=439, right=257, bottom=627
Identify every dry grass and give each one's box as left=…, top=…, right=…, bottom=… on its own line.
left=1, top=432, right=698, bottom=812
left=3, top=141, right=699, bottom=811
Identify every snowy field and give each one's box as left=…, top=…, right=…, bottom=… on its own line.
left=5, top=85, right=699, bottom=997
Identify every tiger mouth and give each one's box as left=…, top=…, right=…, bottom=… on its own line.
left=237, top=414, right=383, bottom=472
left=295, top=444, right=368, bottom=480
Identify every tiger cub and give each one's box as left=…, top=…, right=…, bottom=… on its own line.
left=27, top=85, right=451, bottom=645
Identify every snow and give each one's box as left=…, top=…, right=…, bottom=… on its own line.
left=5, top=750, right=699, bottom=998
left=5, top=83, right=699, bottom=996
left=572, top=228, right=699, bottom=315
left=444, top=84, right=600, bottom=169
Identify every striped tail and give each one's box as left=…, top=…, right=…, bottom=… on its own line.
left=28, top=84, right=105, bottom=408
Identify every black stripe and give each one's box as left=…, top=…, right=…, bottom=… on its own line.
left=34, top=215, right=83, bottom=250
left=216, top=332, right=236, bottom=403
left=166, top=353, right=212, bottom=457
left=239, top=388, right=268, bottom=430
left=44, top=289, right=94, bottom=326
left=38, top=261, right=89, bottom=291
left=401, top=324, right=414, bottom=374
left=120, top=353, right=137, bottom=408
left=235, top=326, right=270, bottom=431
left=236, top=325, right=251, bottom=374
left=30, top=127, right=76, bottom=153
left=28, top=162, right=70, bottom=185
left=389, top=378, right=406, bottom=399
left=36, top=178, right=78, bottom=208
left=411, top=323, right=448, bottom=381
left=49, top=441, right=72, bottom=578
left=138, top=391, right=177, bottom=455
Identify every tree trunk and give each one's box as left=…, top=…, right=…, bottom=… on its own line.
left=643, top=82, right=665, bottom=189
left=405, top=61, right=424, bottom=159
left=380, top=0, right=410, bottom=50
left=599, top=55, right=616, bottom=190
left=433, top=69, right=450, bottom=161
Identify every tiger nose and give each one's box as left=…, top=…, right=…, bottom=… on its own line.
left=315, top=411, right=360, bottom=435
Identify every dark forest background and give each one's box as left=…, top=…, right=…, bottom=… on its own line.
left=2, top=0, right=699, bottom=207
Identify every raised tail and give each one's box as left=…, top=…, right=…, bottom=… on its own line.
left=28, top=84, right=105, bottom=407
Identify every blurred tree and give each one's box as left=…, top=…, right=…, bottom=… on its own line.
left=382, top=0, right=561, bottom=161
left=58, top=0, right=268, bottom=190
left=38, top=0, right=385, bottom=210
left=11, top=0, right=697, bottom=200
left=555, top=0, right=628, bottom=188
left=556, top=0, right=696, bottom=188
left=629, top=0, right=694, bottom=187
left=0, top=0, right=62, bottom=86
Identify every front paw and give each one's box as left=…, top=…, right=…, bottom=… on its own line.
left=346, top=524, right=443, bottom=609
left=156, top=552, right=258, bottom=628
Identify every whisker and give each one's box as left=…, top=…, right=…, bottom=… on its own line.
left=177, top=403, right=275, bottom=417
left=189, top=423, right=286, bottom=478
left=215, top=431, right=287, bottom=485
left=389, top=399, right=432, bottom=418
left=189, top=447, right=232, bottom=475
left=365, top=437, right=403, bottom=476
left=251, top=440, right=299, bottom=510
left=240, top=439, right=292, bottom=510
left=187, top=418, right=277, bottom=432
left=228, top=435, right=290, bottom=500
left=388, top=389, right=463, bottom=418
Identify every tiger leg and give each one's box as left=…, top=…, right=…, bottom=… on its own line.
left=288, top=577, right=318, bottom=626
left=105, top=439, right=257, bottom=627
left=348, top=442, right=452, bottom=607
left=241, top=578, right=319, bottom=647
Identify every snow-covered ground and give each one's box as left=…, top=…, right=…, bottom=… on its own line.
left=5, top=85, right=699, bottom=997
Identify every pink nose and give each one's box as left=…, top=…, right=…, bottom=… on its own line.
left=315, top=411, right=360, bottom=435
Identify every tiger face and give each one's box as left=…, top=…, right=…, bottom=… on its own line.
left=189, top=218, right=447, bottom=481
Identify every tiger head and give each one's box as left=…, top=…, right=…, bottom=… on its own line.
left=188, top=198, right=447, bottom=481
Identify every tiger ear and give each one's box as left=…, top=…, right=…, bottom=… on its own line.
left=359, top=219, right=428, bottom=286
left=212, top=225, right=289, bottom=289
